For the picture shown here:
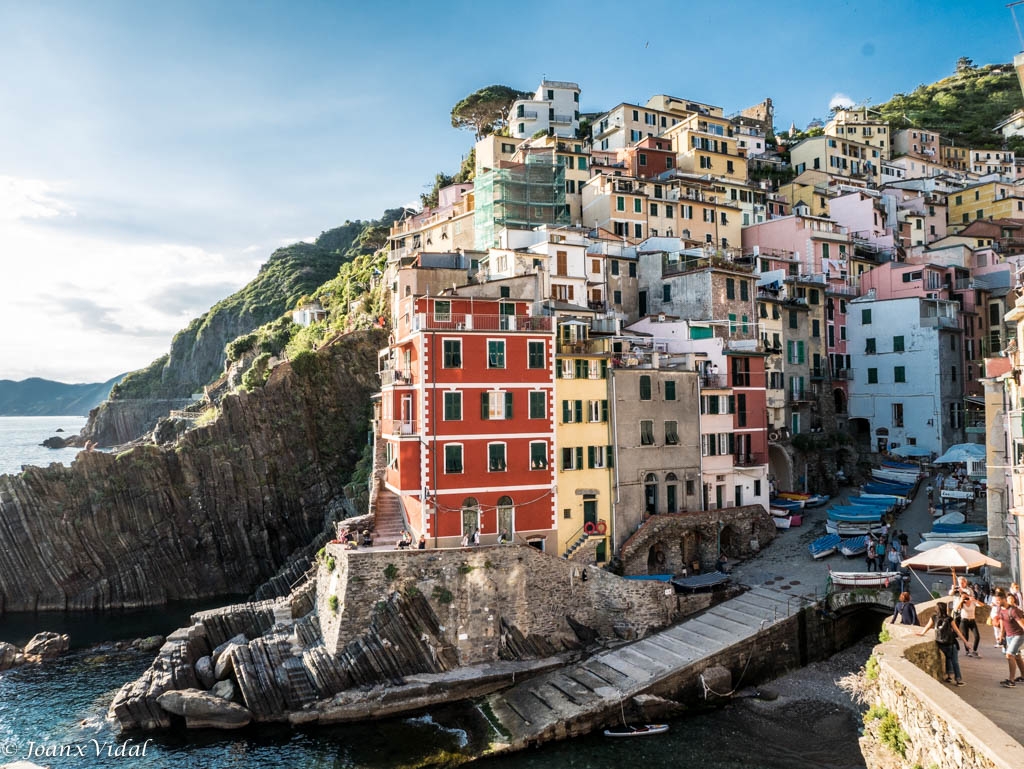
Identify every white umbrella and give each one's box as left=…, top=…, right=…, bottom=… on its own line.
left=933, top=443, right=986, bottom=465
left=901, top=542, right=1001, bottom=570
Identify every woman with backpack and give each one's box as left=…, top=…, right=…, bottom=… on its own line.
left=918, top=602, right=969, bottom=686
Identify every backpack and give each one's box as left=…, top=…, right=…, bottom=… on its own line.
left=934, top=614, right=955, bottom=645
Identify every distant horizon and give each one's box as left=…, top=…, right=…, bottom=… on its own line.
left=2, top=0, right=1019, bottom=381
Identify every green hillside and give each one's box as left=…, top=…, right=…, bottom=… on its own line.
left=877, top=60, right=1024, bottom=149
left=0, top=374, right=123, bottom=416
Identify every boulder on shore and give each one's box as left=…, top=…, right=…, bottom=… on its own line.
left=195, top=656, right=216, bottom=689
left=214, top=643, right=243, bottom=680
left=210, top=679, right=237, bottom=701
left=156, top=689, right=252, bottom=729
left=23, top=631, right=69, bottom=659
left=41, top=435, right=68, bottom=449
left=134, top=635, right=166, bottom=653
left=0, top=641, right=19, bottom=670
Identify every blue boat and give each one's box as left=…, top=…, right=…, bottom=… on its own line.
left=848, top=495, right=900, bottom=509
left=882, top=460, right=918, bottom=470
left=828, top=507, right=885, bottom=522
left=931, top=523, right=987, bottom=533
left=770, top=498, right=804, bottom=512
left=866, top=478, right=914, bottom=491
left=809, top=534, right=842, bottom=559
left=839, top=536, right=868, bottom=557
left=863, top=482, right=912, bottom=496
left=804, top=494, right=831, bottom=508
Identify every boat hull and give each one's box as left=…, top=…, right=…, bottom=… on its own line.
left=830, top=570, right=902, bottom=588
left=921, top=531, right=988, bottom=544
left=604, top=724, right=669, bottom=737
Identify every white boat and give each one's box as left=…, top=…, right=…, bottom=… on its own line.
left=604, top=724, right=669, bottom=737
left=933, top=512, right=965, bottom=525
left=829, top=570, right=902, bottom=588
left=913, top=540, right=981, bottom=553
left=871, top=468, right=920, bottom=484
left=772, top=514, right=792, bottom=530
left=826, top=520, right=886, bottom=537
left=920, top=530, right=988, bottom=544
left=940, top=489, right=974, bottom=501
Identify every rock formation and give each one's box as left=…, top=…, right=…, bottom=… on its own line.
left=0, top=329, right=386, bottom=613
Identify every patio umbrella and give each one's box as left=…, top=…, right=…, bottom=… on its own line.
left=932, top=443, right=986, bottom=465
left=901, top=542, right=1001, bottom=570
left=891, top=445, right=932, bottom=458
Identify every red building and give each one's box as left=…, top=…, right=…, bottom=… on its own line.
left=379, top=294, right=556, bottom=548
left=618, top=136, right=676, bottom=179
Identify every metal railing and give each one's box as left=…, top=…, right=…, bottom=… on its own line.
left=734, top=453, right=766, bottom=467
left=392, top=421, right=416, bottom=436
left=413, top=313, right=552, bottom=332
left=379, top=368, right=412, bottom=386
left=700, top=374, right=728, bottom=389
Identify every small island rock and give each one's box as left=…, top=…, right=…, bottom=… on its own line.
left=0, top=641, right=19, bottom=670
left=41, top=436, right=68, bottom=449
left=23, top=631, right=70, bottom=659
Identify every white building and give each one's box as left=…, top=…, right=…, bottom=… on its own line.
left=510, top=80, right=581, bottom=140
left=847, top=295, right=965, bottom=455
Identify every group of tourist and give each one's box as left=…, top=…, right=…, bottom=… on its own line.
left=864, top=526, right=909, bottom=573
left=892, top=575, right=1024, bottom=689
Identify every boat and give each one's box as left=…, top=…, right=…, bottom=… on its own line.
left=866, top=477, right=915, bottom=492
left=671, top=571, right=730, bottom=593
left=913, top=540, right=981, bottom=553
left=921, top=528, right=988, bottom=544
left=839, top=536, right=868, bottom=557
left=844, top=498, right=895, bottom=513
left=857, top=493, right=907, bottom=507
left=872, top=468, right=920, bottom=484
left=829, top=570, right=902, bottom=588
left=933, top=512, right=966, bottom=525
left=809, top=534, right=842, bottom=559
left=882, top=460, right=919, bottom=470
left=827, top=507, right=885, bottom=522
left=777, top=492, right=831, bottom=508
left=826, top=519, right=886, bottom=537
left=604, top=724, right=670, bottom=738
left=931, top=523, right=987, bottom=533
left=769, top=497, right=804, bottom=511
left=772, top=514, right=792, bottom=530
left=863, top=481, right=912, bottom=496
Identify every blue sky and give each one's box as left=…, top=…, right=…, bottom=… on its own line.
left=0, top=0, right=1018, bottom=381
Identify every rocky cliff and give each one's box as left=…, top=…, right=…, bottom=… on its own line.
left=0, top=329, right=386, bottom=613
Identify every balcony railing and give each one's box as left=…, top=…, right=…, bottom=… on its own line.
left=379, top=368, right=413, bottom=386
left=788, top=388, right=815, bottom=403
left=833, top=369, right=852, bottom=380
left=517, top=110, right=539, bottom=120
left=810, top=367, right=826, bottom=379
left=392, top=421, right=416, bottom=436
left=734, top=452, right=767, bottom=467
left=413, top=313, right=552, bottom=332
left=700, top=374, right=728, bottom=389
left=551, top=113, right=575, bottom=124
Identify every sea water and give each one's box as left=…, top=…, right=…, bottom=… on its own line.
left=0, top=415, right=88, bottom=477
left=0, top=420, right=865, bottom=768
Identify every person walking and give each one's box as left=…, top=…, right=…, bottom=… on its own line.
left=918, top=602, right=969, bottom=686
left=887, top=543, right=902, bottom=572
left=891, top=591, right=919, bottom=626
left=865, top=535, right=877, bottom=572
left=990, top=589, right=1024, bottom=686
left=898, top=530, right=909, bottom=559
left=874, top=537, right=886, bottom=569
left=954, top=588, right=981, bottom=657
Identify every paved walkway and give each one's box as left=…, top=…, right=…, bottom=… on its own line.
left=729, top=473, right=1023, bottom=747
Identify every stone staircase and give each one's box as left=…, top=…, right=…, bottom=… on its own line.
left=481, top=586, right=815, bottom=752
left=373, top=489, right=407, bottom=546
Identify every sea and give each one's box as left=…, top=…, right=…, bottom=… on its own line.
left=0, top=416, right=865, bottom=768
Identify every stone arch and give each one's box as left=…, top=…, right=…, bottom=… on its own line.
left=768, top=444, right=794, bottom=492
left=719, top=524, right=739, bottom=557
left=680, top=530, right=701, bottom=568
left=647, top=542, right=669, bottom=574
left=849, top=417, right=871, bottom=451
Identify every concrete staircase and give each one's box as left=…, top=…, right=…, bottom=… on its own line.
left=373, top=489, right=407, bottom=546
left=481, top=586, right=815, bottom=752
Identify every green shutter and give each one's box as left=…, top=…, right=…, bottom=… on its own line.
left=601, top=360, right=608, bottom=378
left=601, top=400, right=609, bottom=422
left=606, top=446, right=614, bottom=468
left=574, top=400, right=583, bottom=423
left=505, top=392, right=513, bottom=418
left=481, top=393, right=489, bottom=420
left=797, top=341, right=805, bottom=363
left=787, top=340, right=794, bottom=362
left=562, top=400, right=571, bottom=423
left=728, top=433, right=735, bottom=455
left=575, top=447, right=583, bottom=470
left=728, top=395, right=735, bottom=414
left=587, top=446, right=595, bottom=469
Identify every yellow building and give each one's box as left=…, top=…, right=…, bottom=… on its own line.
left=475, top=134, right=521, bottom=175
left=824, top=108, right=891, bottom=160
left=554, top=320, right=614, bottom=563
left=790, top=135, right=882, bottom=185
left=388, top=184, right=475, bottom=262
left=663, top=113, right=749, bottom=182
left=948, top=180, right=1024, bottom=230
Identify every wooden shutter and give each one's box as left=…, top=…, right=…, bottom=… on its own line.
left=481, top=393, right=489, bottom=420
left=505, top=392, right=513, bottom=419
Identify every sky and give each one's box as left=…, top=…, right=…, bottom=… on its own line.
left=0, top=0, right=1019, bottom=382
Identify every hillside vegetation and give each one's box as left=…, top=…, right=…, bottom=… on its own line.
left=877, top=61, right=1024, bottom=149
left=0, top=375, right=123, bottom=416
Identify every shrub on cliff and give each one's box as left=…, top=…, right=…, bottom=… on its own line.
left=241, top=353, right=272, bottom=391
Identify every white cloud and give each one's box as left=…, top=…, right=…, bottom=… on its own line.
left=0, top=175, right=75, bottom=221
left=829, top=93, right=856, bottom=111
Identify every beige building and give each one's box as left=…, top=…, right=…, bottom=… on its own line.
left=663, top=112, right=749, bottom=182
left=790, top=135, right=883, bottom=186
left=825, top=108, right=891, bottom=160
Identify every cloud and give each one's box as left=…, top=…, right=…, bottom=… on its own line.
left=275, top=235, right=317, bottom=246
left=829, top=93, right=856, bottom=111
left=0, top=175, right=74, bottom=221
left=146, top=280, right=244, bottom=316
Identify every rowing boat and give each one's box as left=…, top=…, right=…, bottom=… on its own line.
left=604, top=724, right=669, bottom=737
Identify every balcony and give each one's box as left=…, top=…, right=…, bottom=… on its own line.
left=788, top=388, right=816, bottom=404
left=734, top=452, right=767, bottom=467
left=551, top=113, right=575, bottom=124
left=833, top=369, right=852, bottom=380
left=700, top=374, right=729, bottom=389
left=810, top=367, right=826, bottom=380
left=965, top=415, right=986, bottom=435
left=380, top=368, right=413, bottom=386
left=413, top=313, right=552, bottom=332
left=392, top=421, right=416, bottom=436
left=920, top=314, right=959, bottom=329
left=517, top=110, right=539, bottom=120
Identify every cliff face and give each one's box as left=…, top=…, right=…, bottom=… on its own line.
left=0, top=329, right=386, bottom=613
left=78, top=398, right=194, bottom=447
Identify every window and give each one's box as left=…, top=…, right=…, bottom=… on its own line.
left=611, top=260, right=619, bottom=276
left=443, top=392, right=462, bottom=421
left=529, top=391, right=546, bottom=419
left=726, top=278, right=736, bottom=299
left=737, top=393, right=747, bottom=427
left=482, top=391, right=513, bottom=420
left=434, top=300, right=451, bottom=321
left=613, top=290, right=622, bottom=304
left=663, top=284, right=671, bottom=302
left=865, top=337, right=876, bottom=354
left=951, top=365, right=957, bottom=382
left=587, top=445, right=607, bottom=469
left=487, top=340, right=505, bottom=368
left=588, top=399, right=609, bottom=422
left=443, top=339, right=462, bottom=368
left=809, top=289, right=819, bottom=305
left=665, top=421, right=679, bottom=445
left=665, top=380, right=676, bottom=401
left=867, top=368, right=878, bottom=384
left=665, top=204, right=673, bottom=217
left=488, top=443, right=507, bottom=472
left=629, top=262, right=636, bottom=278
left=892, top=403, right=904, bottom=428
left=634, top=223, right=643, bottom=239
left=561, top=446, right=584, bottom=470
left=740, top=281, right=749, bottom=301
left=893, top=335, right=904, bottom=352
left=444, top=444, right=463, bottom=474
left=649, top=202, right=658, bottom=216
left=616, top=196, right=625, bottom=211
left=561, top=399, right=583, bottom=423
left=530, top=442, right=547, bottom=469
left=639, top=153, right=648, bottom=167
left=812, top=319, right=820, bottom=338
left=634, top=198, right=642, bottom=213
left=639, top=375, right=652, bottom=400
left=528, top=341, right=545, bottom=369
left=789, top=310, right=798, bottom=329
left=640, top=420, right=655, bottom=445
left=862, top=308, right=872, bottom=324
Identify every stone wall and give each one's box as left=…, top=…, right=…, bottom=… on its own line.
left=865, top=600, right=1024, bottom=769
left=318, top=544, right=682, bottom=661
left=617, top=506, right=776, bottom=576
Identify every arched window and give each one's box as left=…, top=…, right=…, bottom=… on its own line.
left=461, top=497, right=480, bottom=539
left=497, top=496, right=514, bottom=541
